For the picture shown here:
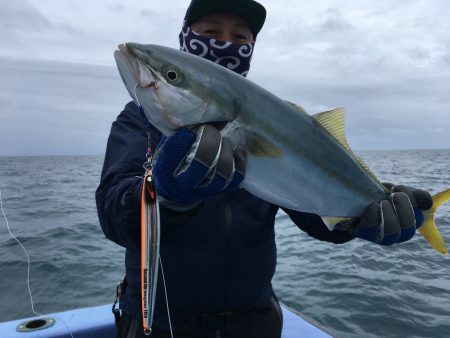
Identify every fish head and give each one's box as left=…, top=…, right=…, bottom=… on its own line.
left=114, top=43, right=238, bottom=135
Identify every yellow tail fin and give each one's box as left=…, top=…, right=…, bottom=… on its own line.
left=418, top=188, right=450, bottom=254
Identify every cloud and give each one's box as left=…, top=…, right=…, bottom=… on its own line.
left=0, top=0, right=51, bottom=31
left=0, top=0, right=188, bottom=64
left=108, top=4, right=125, bottom=12
left=255, top=0, right=450, bottom=82
left=440, top=42, right=450, bottom=67
left=140, top=8, right=158, bottom=17
left=317, top=8, right=354, bottom=33
left=0, top=0, right=449, bottom=154
left=0, top=57, right=129, bottom=156
left=0, top=0, right=85, bottom=60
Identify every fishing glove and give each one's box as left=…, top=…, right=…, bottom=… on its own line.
left=153, top=125, right=246, bottom=208
left=350, top=184, right=432, bottom=245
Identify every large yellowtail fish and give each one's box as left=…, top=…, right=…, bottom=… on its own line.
left=114, top=43, right=449, bottom=254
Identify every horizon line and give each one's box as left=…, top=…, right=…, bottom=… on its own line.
left=1, top=147, right=450, bottom=158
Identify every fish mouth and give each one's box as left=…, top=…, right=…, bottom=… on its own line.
left=114, top=44, right=140, bottom=87
left=117, top=43, right=140, bottom=59
left=115, top=43, right=159, bottom=88
left=114, top=43, right=178, bottom=135
left=118, top=43, right=128, bottom=54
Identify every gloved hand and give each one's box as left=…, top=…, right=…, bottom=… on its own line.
left=153, top=125, right=246, bottom=205
left=353, top=184, right=433, bottom=245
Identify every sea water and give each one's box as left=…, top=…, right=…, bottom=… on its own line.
left=0, top=58, right=449, bottom=338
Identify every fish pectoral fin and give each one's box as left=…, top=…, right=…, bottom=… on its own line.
left=321, top=217, right=352, bottom=231
left=418, top=188, right=450, bottom=255
left=243, top=130, right=283, bottom=157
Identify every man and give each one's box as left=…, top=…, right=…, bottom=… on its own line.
left=96, top=1, right=432, bottom=337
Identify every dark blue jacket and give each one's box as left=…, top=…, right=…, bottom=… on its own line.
left=95, top=101, right=354, bottom=329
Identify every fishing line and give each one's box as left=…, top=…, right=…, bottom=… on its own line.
left=0, top=189, right=74, bottom=338
left=133, top=83, right=142, bottom=107
left=159, top=255, right=174, bottom=338
left=133, top=79, right=157, bottom=110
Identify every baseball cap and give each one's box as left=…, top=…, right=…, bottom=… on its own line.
left=185, top=0, right=267, bottom=36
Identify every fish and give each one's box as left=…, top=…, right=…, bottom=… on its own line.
left=114, top=42, right=449, bottom=255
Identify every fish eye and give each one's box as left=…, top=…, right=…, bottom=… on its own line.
left=166, top=70, right=178, bottom=82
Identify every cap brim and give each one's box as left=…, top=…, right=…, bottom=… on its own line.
left=185, top=0, right=266, bottom=36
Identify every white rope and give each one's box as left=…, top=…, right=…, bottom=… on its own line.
left=0, top=189, right=74, bottom=338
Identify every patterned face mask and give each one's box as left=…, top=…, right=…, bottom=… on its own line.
left=179, top=22, right=255, bottom=77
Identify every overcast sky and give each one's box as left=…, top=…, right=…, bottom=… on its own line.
left=1, top=0, right=450, bottom=155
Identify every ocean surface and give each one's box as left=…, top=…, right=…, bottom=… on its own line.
left=1, top=153, right=450, bottom=338
left=1, top=58, right=450, bottom=337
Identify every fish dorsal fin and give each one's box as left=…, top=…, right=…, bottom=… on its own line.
left=313, top=108, right=349, bottom=148
left=285, top=101, right=306, bottom=113
left=313, top=108, right=384, bottom=188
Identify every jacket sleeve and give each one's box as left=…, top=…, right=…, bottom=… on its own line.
left=95, top=102, right=148, bottom=251
left=283, top=208, right=355, bottom=244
